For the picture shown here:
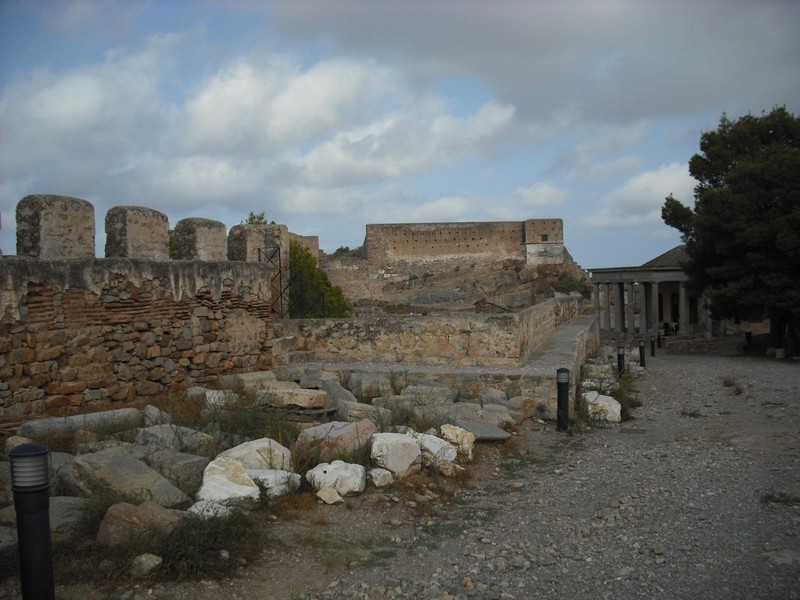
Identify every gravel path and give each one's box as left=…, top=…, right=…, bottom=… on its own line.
left=7, top=352, right=799, bottom=600
left=286, top=352, right=800, bottom=600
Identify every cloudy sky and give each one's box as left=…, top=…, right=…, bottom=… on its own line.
left=1, top=0, right=798, bottom=269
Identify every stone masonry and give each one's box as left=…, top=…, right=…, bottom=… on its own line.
left=0, top=196, right=273, bottom=422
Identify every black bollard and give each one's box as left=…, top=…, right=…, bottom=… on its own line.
left=657, top=331, right=662, bottom=349
left=639, top=339, right=646, bottom=368
left=556, top=368, right=570, bottom=432
left=10, top=443, right=55, bottom=600
left=650, top=336, right=656, bottom=357
left=617, top=346, right=625, bottom=376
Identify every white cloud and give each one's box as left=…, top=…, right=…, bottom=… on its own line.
left=180, top=57, right=398, bottom=154
left=584, top=162, right=694, bottom=228
left=293, top=102, right=515, bottom=186
left=513, top=182, right=567, bottom=209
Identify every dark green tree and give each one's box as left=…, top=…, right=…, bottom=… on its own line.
left=661, top=106, right=800, bottom=347
left=243, top=211, right=267, bottom=224
left=288, top=240, right=353, bottom=318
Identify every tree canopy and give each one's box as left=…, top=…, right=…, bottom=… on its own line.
left=288, top=240, right=353, bottom=318
left=661, top=106, right=800, bottom=345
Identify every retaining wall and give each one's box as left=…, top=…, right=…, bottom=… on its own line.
left=274, top=296, right=583, bottom=368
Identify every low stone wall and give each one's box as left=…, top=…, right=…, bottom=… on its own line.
left=519, top=295, right=583, bottom=362
left=0, top=258, right=273, bottom=421
left=274, top=297, right=584, bottom=369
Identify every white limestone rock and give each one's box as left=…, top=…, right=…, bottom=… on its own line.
left=246, top=469, right=301, bottom=498
left=583, top=390, right=622, bottom=423
left=217, top=438, right=293, bottom=471
left=196, top=456, right=260, bottom=508
left=306, top=460, right=366, bottom=496
left=369, top=467, right=394, bottom=488
left=406, top=431, right=457, bottom=467
left=440, top=424, right=476, bottom=462
left=188, top=500, right=234, bottom=519
left=371, top=433, right=421, bottom=479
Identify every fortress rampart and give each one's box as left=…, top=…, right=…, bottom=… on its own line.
left=0, top=195, right=275, bottom=421
left=364, top=219, right=564, bottom=269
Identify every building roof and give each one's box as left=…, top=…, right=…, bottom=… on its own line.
left=640, top=245, right=687, bottom=268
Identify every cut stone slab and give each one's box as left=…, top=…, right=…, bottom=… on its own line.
left=256, top=385, right=327, bottom=409
left=446, top=406, right=512, bottom=442
left=72, top=446, right=189, bottom=508
left=218, top=371, right=278, bottom=394
left=371, top=433, right=421, bottom=479
left=196, top=456, right=260, bottom=508
left=217, top=437, right=293, bottom=471
left=246, top=469, right=301, bottom=498
left=135, top=447, right=209, bottom=497
left=135, top=424, right=216, bottom=456
left=295, top=419, right=376, bottom=462
left=339, top=400, right=392, bottom=425
left=306, top=460, right=366, bottom=496
left=18, top=407, right=142, bottom=440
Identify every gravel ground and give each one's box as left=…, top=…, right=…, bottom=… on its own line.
left=5, top=351, right=800, bottom=600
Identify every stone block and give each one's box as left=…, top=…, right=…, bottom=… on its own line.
left=15, top=194, right=95, bottom=259
left=306, top=460, right=366, bottom=496
left=104, top=206, right=169, bottom=260
left=172, top=217, right=227, bottom=260
left=371, top=432, right=421, bottom=479
left=72, top=447, right=189, bottom=508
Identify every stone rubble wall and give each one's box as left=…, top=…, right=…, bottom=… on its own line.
left=0, top=196, right=274, bottom=422
left=274, top=296, right=583, bottom=368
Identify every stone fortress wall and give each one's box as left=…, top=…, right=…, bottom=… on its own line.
left=364, top=219, right=564, bottom=270
left=0, top=195, right=282, bottom=422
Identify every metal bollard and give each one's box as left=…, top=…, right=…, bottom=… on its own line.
left=639, top=339, right=646, bottom=368
left=617, top=346, right=625, bottom=376
left=650, top=336, right=656, bottom=357
left=10, top=443, right=55, bottom=600
left=556, top=368, right=570, bottom=432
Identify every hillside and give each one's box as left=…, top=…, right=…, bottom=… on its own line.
left=321, top=246, right=590, bottom=316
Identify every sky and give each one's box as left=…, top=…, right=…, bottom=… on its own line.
left=1, top=1, right=798, bottom=270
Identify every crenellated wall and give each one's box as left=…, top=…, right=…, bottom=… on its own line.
left=0, top=196, right=273, bottom=422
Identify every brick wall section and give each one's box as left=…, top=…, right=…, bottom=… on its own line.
left=0, top=258, right=272, bottom=421
left=274, top=296, right=583, bottom=368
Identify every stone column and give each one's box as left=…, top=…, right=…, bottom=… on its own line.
left=616, top=282, right=626, bottom=332
left=650, top=281, right=660, bottom=334
left=627, top=282, right=637, bottom=335
left=678, top=282, right=688, bottom=336
left=594, top=283, right=602, bottom=329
